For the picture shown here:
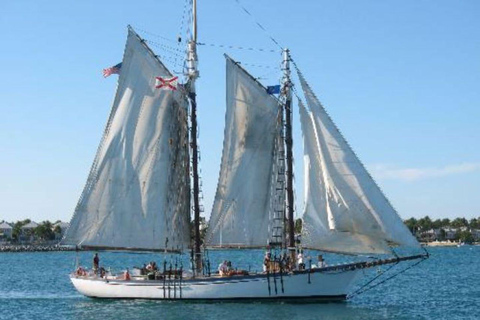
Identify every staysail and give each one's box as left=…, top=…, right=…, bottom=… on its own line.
left=62, top=27, right=190, bottom=251
left=297, top=69, right=420, bottom=254
left=206, top=56, right=280, bottom=247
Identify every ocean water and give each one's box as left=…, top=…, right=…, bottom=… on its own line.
left=0, top=247, right=479, bottom=320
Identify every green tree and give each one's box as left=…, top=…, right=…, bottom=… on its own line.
left=441, top=218, right=451, bottom=227
left=404, top=218, right=418, bottom=234
left=53, top=225, right=62, bottom=234
left=458, top=230, right=474, bottom=244
left=418, top=216, right=433, bottom=231
left=469, top=218, right=480, bottom=229
left=34, top=221, right=55, bottom=241
left=12, top=219, right=31, bottom=241
left=432, top=219, right=443, bottom=229
left=451, top=218, right=468, bottom=228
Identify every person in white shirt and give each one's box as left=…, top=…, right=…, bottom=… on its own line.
left=218, top=260, right=228, bottom=276
left=297, top=250, right=305, bottom=270
left=315, top=255, right=326, bottom=268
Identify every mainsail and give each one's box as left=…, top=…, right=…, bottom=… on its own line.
left=206, top=56, right=280, bottom=247
left=298, top=70, right=420, bottom=255
left=62, top=28, right=190, bottom=251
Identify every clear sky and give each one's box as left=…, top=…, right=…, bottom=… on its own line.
left=0, top=0, right=479, bottom=223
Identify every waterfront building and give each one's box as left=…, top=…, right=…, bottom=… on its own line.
left=0, top=221, right=13, bottom=239
left=20, top=221, right=39, bottom=242
left=53, top=221, right=69, bottom=240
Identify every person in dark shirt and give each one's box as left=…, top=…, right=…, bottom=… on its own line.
left=93, top=253, right=100, bottom=273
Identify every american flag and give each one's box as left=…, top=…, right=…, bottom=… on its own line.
left=103, top=62, right=122, bottom=78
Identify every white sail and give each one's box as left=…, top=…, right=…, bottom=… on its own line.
left=62, top=28, right=190, bottom=251
left=206, top=56, right=280, bottom=247
left=298, top=70, right=420, bottom=254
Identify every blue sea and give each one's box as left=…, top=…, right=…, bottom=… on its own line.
left=0, top=246, right=479, bottom=320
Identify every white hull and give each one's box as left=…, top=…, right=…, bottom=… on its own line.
left=71, top=269, right=361, bottom=301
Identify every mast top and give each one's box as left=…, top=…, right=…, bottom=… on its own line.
left=192, top=0, right=197, bottom=43
left=187, top=0, right=199, bottom=84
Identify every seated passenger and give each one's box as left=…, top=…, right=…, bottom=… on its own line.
left=124, top=268, right=131, bottom=281
left=218, top=260, right=228, bottom=276
left=146, top=262, right=153, bottom=271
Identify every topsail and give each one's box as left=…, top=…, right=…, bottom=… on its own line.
left=62, top=28, right=190, bottom=251
left=206, top=56, right=280, bottom=247
left=298, top=69, right=420, bottom=254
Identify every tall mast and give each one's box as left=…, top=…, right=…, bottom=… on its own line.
left=188, top=0, right=202, bottom=273
left=282, top=48, right=296, bottom=263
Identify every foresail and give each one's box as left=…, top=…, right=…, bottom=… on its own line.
left=206, top=56, right=280, bottom=247
left=297, top=70, right=420, bottom=255
left=62, top=27, right=190, bottom=251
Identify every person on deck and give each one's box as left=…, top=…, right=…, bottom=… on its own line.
left=218, top=260, right=228, bottom=276
left=316, top=255, right=326, bottom=268
left=146, top=262, right=153, bottom=272
left=297, top=250, right=305, bottom=270
left=93, top=253, right=100, bottom=273
left=263, top=252, right=271, bottom=272
left=124, top=268, right=131, bottom=281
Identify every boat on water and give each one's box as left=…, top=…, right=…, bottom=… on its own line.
left=62, top=0, right=427, bottom=301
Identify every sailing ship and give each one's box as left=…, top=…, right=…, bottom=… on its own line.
left=62, top=1, right=427, bottom=301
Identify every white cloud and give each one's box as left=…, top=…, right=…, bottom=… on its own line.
left=369, top=163, right=480, bottom=182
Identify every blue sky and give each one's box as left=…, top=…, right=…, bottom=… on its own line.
left=0, top=0, right=479, bottom=223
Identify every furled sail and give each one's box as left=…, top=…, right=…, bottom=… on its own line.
left=206, top=56, right=280, bottom=247
left=297, top=70, right=420, bottom=255
left=62, top=27, right=190, bottom=251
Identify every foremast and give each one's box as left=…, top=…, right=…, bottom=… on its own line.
left=187, top=0, right=202, bottom=274
left=282, top=48, right=296, bottom=263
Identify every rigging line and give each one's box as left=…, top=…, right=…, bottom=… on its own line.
left=146, top=40, right=185, bottom=54
left=134, top=26, right=178, bottom=44
left=179, top=0, right=189, bottom=41
left=241, top=62, right=280, bottom=69
left=233, top=0, right=283, bottom=50
left=348, top=257, right=428, bottom=299
left=174, top=0, right=190, bottom=72
left=348, top=259, right=399, bottom=298
left=196, top=41, right=278, bottom=53
left=154, top=54, right=184, bottom=69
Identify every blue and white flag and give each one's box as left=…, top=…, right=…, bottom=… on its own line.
left=267, top=85, right=281, bottom=94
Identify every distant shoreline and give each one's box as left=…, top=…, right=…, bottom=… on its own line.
left=0, top=244, right=75, bottom=253
left=422, top=241, right=479, bottom=247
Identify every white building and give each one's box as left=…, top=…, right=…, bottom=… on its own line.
left=20, top=221, right=39, bottom=241
left=443, top=228, right=458, bottom=241
left=0, top=221, right=13, bottom=239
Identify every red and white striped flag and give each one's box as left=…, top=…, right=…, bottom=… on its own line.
left=155, top=76, right=178, bottom=91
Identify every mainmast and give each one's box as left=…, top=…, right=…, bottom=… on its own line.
left=282, top=48, right=296, bottom=263
left=188, top=0, right=202, bottom=273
